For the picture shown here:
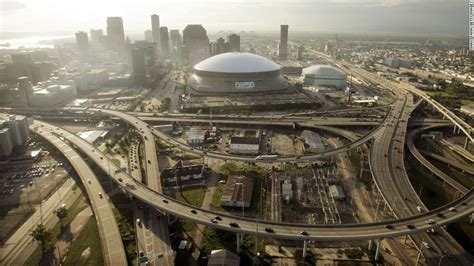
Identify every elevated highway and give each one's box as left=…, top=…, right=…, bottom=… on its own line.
left=95, top=109, right=173, bottom=266
left=32, top=119, right=474, bottom=243
left=406, top=125, right=470, bottom=194
left=30, top=122, right=127, bottom=265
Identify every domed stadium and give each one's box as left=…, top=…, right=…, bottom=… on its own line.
left=188, top=52, right=288, bottom=94
left=302, top=65, right=347, bottom=89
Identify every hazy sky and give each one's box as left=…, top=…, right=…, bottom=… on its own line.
left=0, top=0, right=469, bottom=37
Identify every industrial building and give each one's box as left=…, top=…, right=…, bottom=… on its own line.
left=229, top=137, right=260, bottom=155
left=186, top=126, right=208, bottom=145
left=460, top=103, right=474, bottom=117
left=221, top=175, right=254, bottom=208
left=300, top=130, right=325, bottom=153
left=302, top=65, right=347, bottom=89
left=188, top=52, right=288, bottom=94
left=0, top=115, right=29, bottom=157
left=329, top=185, right=345, bottom=201
left=384, top=58, right=411, bottom=68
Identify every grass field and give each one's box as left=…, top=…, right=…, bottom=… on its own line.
left=25, top=195, right=87, bottom=265
left=176, top=185, right=206, bottom=207
left=63, top=218, right=103, bottom=265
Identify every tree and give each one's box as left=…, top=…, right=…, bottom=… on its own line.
left=30, top=224, right=53, bottom=254
left=54, top=206, right=68, bottom=228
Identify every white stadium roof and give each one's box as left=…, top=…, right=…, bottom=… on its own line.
left=194, top=52, right=281, bottom=73
left=302, top=65, right=346, bottom=78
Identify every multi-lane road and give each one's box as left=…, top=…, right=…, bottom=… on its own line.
left=30, top=121, right=127, bottom=265
left=96, top=109, right=173, bottom=266
left=32, top=119, right=474, bottom=243
left=407, top=125, right=470, bottom=194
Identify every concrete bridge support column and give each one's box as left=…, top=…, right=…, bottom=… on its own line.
left=464, top=137, right=469, bottom=150
left=237, top=234, right=241, bottom=253
left=303, top=239, right=308, bottom=258
left=368, top=239, right=373, bottom=250
left=452, top=125, right=456, bottom=134
left=374, top=239, right=381, bottom=261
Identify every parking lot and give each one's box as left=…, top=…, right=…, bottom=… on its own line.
left=0, top=147, right=70, bottom=242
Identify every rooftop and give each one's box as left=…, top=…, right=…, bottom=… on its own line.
left=194, top=52, right=281, bottom=74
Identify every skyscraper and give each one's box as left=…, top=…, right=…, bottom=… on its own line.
left=151, top=14, right=161, bottom=56
left=210, top=37, right=229, bottom=55
left=160, top=27, right=170, bottom=59
left=106, top=17, right=125, bottom=51
left=183, top=25, right=210, bottom=66
left=279, top=25, right=289, bottom=60
left=90, top=29, right=103, bottom=44
left=145, top=30, right=153, bottom=42
left=169, top=29, right=181, bottom=59
left=227, top=34, right=240, bottom=52
left=131, top=41, right=156, bottom=86
left=11, top=53, right=33, bottom=81
left=75, top=31, right=89, bottom=58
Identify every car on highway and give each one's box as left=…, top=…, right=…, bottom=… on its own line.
left=265, top=227, right=275, bottom=233
left=87, top=179, right=91, bottom=184
left=211, top=218, right=218, bottom=224
left=406, top=224, right=416, bottom=229
left=98, top=192, right=103, bottom=198
left=422, top=241, right=430, bottom=249
left=147, top=159, right=151, bottom=164
left=426, top=219, right=435, bottom=225
left=300, top=231, right=309, bottom=236
left=229, top=222, right=239, bottom=228
left=190, top=209, right=198, bottom=214
left=448, top=207, right=456, bottom=212
left=385, top=225, right=395, bottom=230
left=214, top=215, right=222, bottom=221
left=437, top=213, right=445, bottom=218
left=162, top=199, right=169, bottom=204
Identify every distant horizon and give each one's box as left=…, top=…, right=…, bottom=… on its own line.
left=0, top=29, right=468, bottom=41
left=1, top=0, right=469, bottom=40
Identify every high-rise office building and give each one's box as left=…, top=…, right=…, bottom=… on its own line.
left=11, top=53, right=33, bottom=82
left=279, top=25, right=289, bottom=60
left=90, top=29, right=103, bottom=44
left=183, top=24, right=210, bottom=66
left=160, top=27, right=170, bottom=59
left=227, top=34, right=240, bottom=52
left=131, top=41, right=156, bottom=86
left=170, top=29, right=181, bottom=59
left=17, top=77, right=32, bottom=106
left=297, top=45, right=304, bottom=60
left=151, top=14, right=161, bottom=56
left=75, top=31, right=89, bottom=58
left=210, top=37, right=229, bottom=55
left=106, top=17, right=125, bottom=51
left=145, top=30, right=153, bottom=42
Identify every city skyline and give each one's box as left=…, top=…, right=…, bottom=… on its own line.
left=0, top=0, right=470, bottom=37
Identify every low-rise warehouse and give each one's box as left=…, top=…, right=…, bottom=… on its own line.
left=221, top=175, right=254, bottom=208
left=300, top=130, right=325, bottom=153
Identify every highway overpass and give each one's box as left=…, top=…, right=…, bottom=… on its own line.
left=32, top=119, right=474, bottom=243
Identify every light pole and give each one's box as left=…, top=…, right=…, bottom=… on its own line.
left=437, top=255, right=446, bottom=266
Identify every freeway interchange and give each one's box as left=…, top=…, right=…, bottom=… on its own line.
left=31, top=119, right=473, bottom=243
